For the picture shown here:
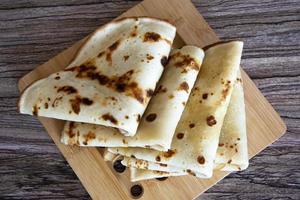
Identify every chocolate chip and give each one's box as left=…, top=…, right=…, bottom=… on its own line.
left=156, top=177, right=168, bottom=181
left=113, top=159, right=126, bottom=173
left=130, top=184, right=143, bottom=198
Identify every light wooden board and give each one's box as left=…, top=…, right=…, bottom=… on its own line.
left=18, top=0, right=286, bottom=199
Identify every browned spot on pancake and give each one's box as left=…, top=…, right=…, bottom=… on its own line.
left=106, top=53, right=112, bottom=63
left=69, top=96, right=93, bottom=114
left=176, top=133, right=184, bottom=139
left=47, top=97, right=51, bottom=101
left=187, top=169, right=196, bottom=176
left=236, top=78, right=242, bottom=83
left=227, top=159, right=232, bottom=164
left=68, top=122, right=75, bottom=138
left=108, top=40, right=120, bottom=52
left=235, top=148, right=238, bottom=153
left=123, top=55, right=129, bottom=61
left=168, top=94, right=174, bottom=99
left=155, top=85, right=167, bottom=95
left=218, top=143, right=224, bottom=147
left=220, top=153, right=224, bottom=156
left=189, top=123, right=195, bottom=128
left=179, top=82, right=189, bottom=93
left=70, top=97, right=81, bottom=114
left=146, top=89, right=154, bottom=97
left=182, top=102, right=186, bottom=106
left=162, top=149, right=176, bottom=158
left=129, top=82, right=144, bottom=104
left=238, top=167, right=241, bottom=170
left=83, top=131, right=96, bottom=145
left=102, top=113, right=118, bottom=125
left=172, top=52, right=200, bottom=71
left=104, top=40, right=120, bottom=63
left=52, top=96, right=63, bottom=108
left=44, top=102, right=48, bottom=109
left=67, top=64, right=145, bottom=104
left=136, top=114, right=141, bottom=122
left=125, top=115, right=129, bottom=119
left=160, top=56, right=168, bottom=67
left=57, top=86, right=77, bottom=94
left=146, top=113, right=157, bottom=122
left=81, top=98, right=93, bottom=105
left=202, top=93, right=208, bottom=99
left=199, top=100, right=202, bottom=103
left=197, top=156, right=205, bottom=165
left=143, top=32, right=161, bottom=42
left=97, top=51, right=105, bottom=58
left=130, top=31, right=137, bottom=37
left=55, top=76, right=60, bottom=80
left=146, top=54, right=154, bottom=60
left=32, top=104, right=38, bottom=116
left=206, top=115, right=217, bottom=126
left=131, top=155, right=136, bottom=159
left=230, top=145, right=234, bottom=148
left=211, top=92, right=214, bottom=95
left=155, top=156, right=161, bottom=162
left=222, top=80, right=231, bottom=100
left=156, top=164, right=165, bottom=169
left=122, top=139, right=128, bottom=144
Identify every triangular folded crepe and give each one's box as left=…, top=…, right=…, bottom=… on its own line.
left=61, top=46, right=204, bottom=150
left=19, top=17, right=176, bottom=136
left=108, top=41, right=244, bottom=178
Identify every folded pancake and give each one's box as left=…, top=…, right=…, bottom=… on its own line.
left=108, top=41, right=244, bottom=178
left=61, top=46, right=204, bottom=150
left=115, top=71, right=248, bottom=179
left=19, top=17, right=176, bottom=136
left=103, top=150, right=184, bottom=181
left=130, top=168, right=185, bottom=182
left=214, top=70, right=248, bottom=171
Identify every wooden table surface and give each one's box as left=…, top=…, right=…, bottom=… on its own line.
left=0, top=0, right=299, bottom=199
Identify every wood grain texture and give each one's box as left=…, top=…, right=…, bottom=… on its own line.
left=0, top=0, right=299, bottom=199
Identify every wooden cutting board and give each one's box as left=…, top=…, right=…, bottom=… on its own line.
left=18, top=0, right=286, bottom=199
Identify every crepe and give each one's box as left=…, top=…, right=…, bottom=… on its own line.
left=108, top=41, right=244, bottom=178
left=105, top=74, right=249, bottom=182
left=18, top=17, right=176, bottom=136
left=214, top=70, right=248, bottom=171
left=105, top=71, right=249, bottom=181
left=61, top=46, right=204, bottom=150
left=103, top=150, right=184, bottom=181
left=119, top=70, right=248, bottom=173
left=130, top=168, right=185, bottom=182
